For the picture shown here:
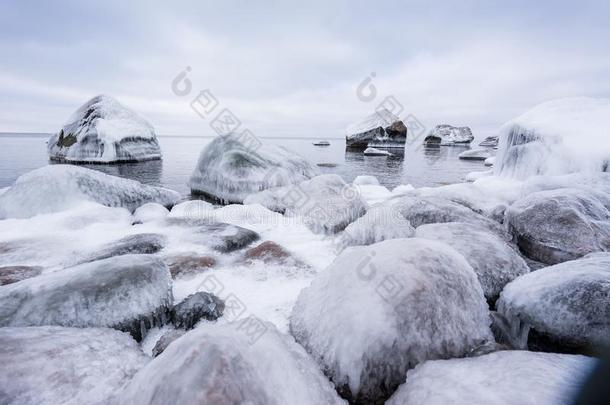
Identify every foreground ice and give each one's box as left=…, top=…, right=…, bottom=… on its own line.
left=189, top=133, right=319, bottom=203
left=47, top=95, right=162, bottom=163
left=387, top=350, right=595, bottom=405
left=290, top=238, right=493, bottom=403
left=0, top=326, right=148, bottom=405
left=0, top=165, right=180, bottom=219
left=424, top=124, right=474, bottom=145
left=339, top=205, right=414, bottom=248
left=345, top=109, right=407, bottom=149
left=133, top=203, right=169, bottom=223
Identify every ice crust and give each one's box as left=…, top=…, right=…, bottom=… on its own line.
left=339, top=205, right=415, bottom=248
left=346, top=109, right=407, bottom=148
left=424, top=124, right=474, bottom=145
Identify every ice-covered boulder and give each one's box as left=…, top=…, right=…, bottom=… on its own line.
left=339, top=205, right=415, bottom=248
left=164, top=253, right=216, bottom=278
left=465, top=170, right=493, bottom=182
left=133, top=202, right=169, bottom=223
left=424, top=125, right=474, bottom=145
left=346, top=109, right=407, bottom=149
left=495, top=97, right=610, bottom=179
left=82, top=233, right=166, bottom=263
left=290, top=238, right=493, bottom=404
left=47, top=95, right=161, bottom=163
left=363, top=147, right=392, bottom=156
left=0, top=326, right=149, bottom=405
left=116, top=320, right=346, bottom=405
left=0, top=165, right=180, bottom=219
left=353, top=175, right=380, bottom=186
left=0, top=255, right=173, bottom=341
left=167, top=219, right=260, bottom=252
left=479, top=135, right=499, bottom=147
left=458, top=148, right=495, bottom=160
left=170, top=291, right=224, bottom=329
left=484, top=156, right=496, bottom=166
left=151, top=329, right=186, bottom=357
left=167, top=199, right=215, bottom=219
left=387, top=350, right=595, bottom=405
left=415, top=222, right=529, bottom=303
left=505, top=188, right=610, bottom=264
left=497, top=254, right=610, bottom=352
left=189, top=133, right=319, bottom=203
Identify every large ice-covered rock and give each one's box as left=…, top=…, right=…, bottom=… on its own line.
left=0, top=326, right=148, bottom=405
left=189, top=133, right=319, bottom=203
left=387, top=350, right=595, bottom=405
left=495, top=97, right=610, bottom=179
left=346, top=109, right=407, bottom=149
left=116, top=320, right=345, bottom=405
left=290, top=238, right=493, bottom=404
left=339, top=205, right=415, bottom=248
left=0, top=255, right=173, bottom=341
left=0, top=165, right=180, bottom=219
left=424, top=125, right=474, bottom=145
left=505, top=188, right=610, bottom=264
left=47, top=95, right=162, bottom=163
left=496, top=254, right=610, bottom=352
left=415, top=222, right=529, bottom=303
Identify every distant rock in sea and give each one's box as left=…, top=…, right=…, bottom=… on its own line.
left=479, top=135, right=499, bottom=147
left=424, top=125, right=474, bottom=145
left=346, top=109, right=407, bottom=149
left=458, top=148, right=494, bottom=161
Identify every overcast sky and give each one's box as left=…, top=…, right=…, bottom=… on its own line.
left=1, top=0, right=609, bottom=138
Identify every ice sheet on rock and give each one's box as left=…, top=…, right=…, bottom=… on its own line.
left=346, top=109, right=407, bottom=149
left=290, top=238, right=493, bottom=404
left=363, top=147, right=392, bottom=156
left=391, top=184, right=416, bottom=196
left=166, top=219, right=260, bottom=253
left=485, top=156, right=496, bottom=166
left=387, top=350, right=595, bottom=405
left=424, top=125, right=474, bottom=145
left=355, top=184, right=393, bottom=206
left=353, top=175, right=380, bottom=186
left=458, top=148, right=495, bottom=160
left=116, top=320, right=346, bottom=405
left=466, top=170, right=493, bottom=182
left=0, top=326, right=148, bottom=405
left=133, top=203, right=169, bottom=223
left=189, top=133, right=319, bottom=203
left=339, top=205, right=414, bottom=248
left=0, top=165, right=180, bottom=218
left=495, top=97, right=610, bottom=179
left=479, top=135, right=499, bottom=147
left=167, top=199, right=215, bottom=219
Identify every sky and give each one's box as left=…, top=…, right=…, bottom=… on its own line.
left=1, top=0, right=609, bottom=139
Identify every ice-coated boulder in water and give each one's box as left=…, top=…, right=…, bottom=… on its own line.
left=0, top=165, right=180, bottom=219
left=189, top=133, right=319, bottom=203
left=0, top=326, right=149, bottom=405
left=386, top=350, right=595, bottom=405
left=290, top=238, right=493, bottom=404
left=47, top=95, right=161, bottom=163
left=495, top=97, right=610, bottom=179
left=116, top=320, right=346, bottom=405
left=339, top=205, right=415, bottom=248
left=415, top=222, right=529, bottom=303
left=170, top=291, right=224, bottom=329
left=505, top=188, right=610, bottom=264
left=81, top=233, right=166, bottom=263
left=0, top=255, right=173, bottom=341
left=479, top=135, right=499, bottom=147
left=346, top=109, right=407, bottom=149
left=496, top=254, right=610, bottom=352
left=458, top=148, right=494, bottom=160
left=423, top=124, right=474, bottom=145
left=167, top=219, right=260, bottom=252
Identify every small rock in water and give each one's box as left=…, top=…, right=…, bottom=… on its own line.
left=171, top=291, right=225, bottom=329
left=346, top=109, right=407, bottom=149
left=478, top=135, right=499, bottom=147
left=164, top=254, right=216, bottom=278
left=363, top=147, right=392, bottom=156
left=424, top=124, right=474, bottom=145
left=484, top=156, right=496, bottom=166
left=458, top=148, right=494, bottom=160
left=0, top=265, right=43, bottom=285
left=152, top=329, right=186, bottom=357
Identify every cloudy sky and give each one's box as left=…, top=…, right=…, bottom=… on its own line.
left=1, top=0, right=609, bottom=138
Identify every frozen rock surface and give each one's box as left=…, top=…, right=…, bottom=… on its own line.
left=189, top=133, right=318, bottom=203
left=387, top=350, right=595, bottom=405
left=0, top=165, right=180, bottom=219
left=152, top=329, right=186, bottom=357
left=340, top=205, right=415, bottom=248
left=171, top=291, right=224, bottom=329
left=133, top=203, right=169, bottom=223
left=168, top=200, right=215, bottom=219
left=82, top=233, right=166, bottom=263
left=0, top=265, right=43, bottom=285
left=363, top=147, right=392, bottom=156
left=117, top=320, right=345, bottom=405
left=346, top=109, right=407, bottom=149
left=0, top=326, right=148, bottom=405
left=497, top=254, right=610, bottom=352
left=290, top=238, right=493, bottom=404
left=458, top=148, right=494, bottom=160
left=164, top=253, right=216, bottom=278
left=167, top=219, right=260, bottom=252
left=424, top=125, right=474, bottom=145
left=479, top=135, right=499, bottom=147
left=484, top=156, right=496, bottom=166
left=0, top=255, right=173, bottom=341
left=47, top=95, right=161, bottom=163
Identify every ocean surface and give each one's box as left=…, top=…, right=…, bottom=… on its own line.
left=0, top=133, right=493, bottom=196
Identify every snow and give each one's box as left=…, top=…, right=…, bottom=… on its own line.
left=290, top=238, right=493, bottom=403
left=387, top=350, right=596, bottom=405
left=47, top=95, right=161, bottom=163
left=133, top=203, right=169, bottom=223
left=459, top=148, right=495, bottom=160
left=339, top=205, right=415, bottom=248
left=364, top=147, right=392, bottom=156
left=0, top=326, right=148, bottom=405
left=0, top=165, right=180, bottom=219
left=495, top=97, right=610, bottom=179
left=167, top=199, right=215, bottom=220
left=466, top=170, right=493, bottom=182
left=424, top=124, right=474, bottom=145
left=189, top=133, right=319, bottom=204
left=353, top=175, right=380, bottom=186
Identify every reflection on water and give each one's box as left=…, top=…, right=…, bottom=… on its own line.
left=50, top=159, right=164, bottom=187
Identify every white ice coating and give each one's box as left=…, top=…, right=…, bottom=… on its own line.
left=363, top=147, right=392, bottom=156
left=133, top=202, right=169, bottom=223
left=425, top=124, right=474, bottom=145
left=346, top=109, right=407, bottom=148
left=387, top=350, right=596, bottom=405
left=346, top=108, right=402, bottom=136
left=458, top=148, right=494, bottom=160
left=339, top=205, right=415, bottom=248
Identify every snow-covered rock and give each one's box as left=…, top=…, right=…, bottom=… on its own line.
left=47, top=95, right=161, bottom=163
left=290, top=238, right=493, bottom=403
left=387, top=350, right=595, bottom=405
left=0, top=266, right=42, bottom=285
left=363, top=147, right=392, bottom=156
left=189, top=133, right=318, bottom=203
left=133, top=202, right=169, bottom=223
left=170, top=291, right=224, bottom=329
left=339, top=205, right=415, bottom=248
left=424, top=125, right=474, bottom=145
left=353, top=175, right=380, bottom=186
left=485, top=156, right=496, bottom=166
left=167, top=219, right=260, bottom=252
left=415, top=222, right=529, bottom=303
left=497, top=254, right=610, bottom=352
left=346, top=109, right=407, bottom=149
left=479, top=135, right=499, bottom=147
left=116, top=320, right=346, bottom=405
left=0, top=255, right=173, bottom=341
left=0, top=326, right=149, bottom=405
left=458, top=148, right=495, bottom=160
left=505, top=188, right=610, bottom=264
left=81, top=233, right=166, bottom=263
left=495, top=97, right=610, bottom=179
left=167, top=199, right=215, bottom=220
left=466, top=170, right=493, bottom=182
left=0, top=165, right=180, bottom=219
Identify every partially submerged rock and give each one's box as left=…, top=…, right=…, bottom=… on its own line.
left=171, top=291, right=224, bottom=329
left=0, top=265, right=43, bottom=285
left=346, top=109, right=407, bottom=149
left=479, top=135, right=499, bottom=147
left=424, top=125, right=474, bottom=145
left=458, top=148, right=494, bottom=161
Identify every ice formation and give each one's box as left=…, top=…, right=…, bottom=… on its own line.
left=346, top=109, right=407, bottom=149
left=47, top=95, right=162, bottom=163
left=479, top=135, right=499, bottom=147
left=485, top=156, right=496, bottom=166
left=189, top=133, right=319, bottom=203
left=116, top=320, right=346, bottom=405
left=339, top=205, right=415, bottom=248
left=0, top=326, right=149, bottom=405
left=170, top=291, right=224, bottom=329
left=353, top=175, right=380, bottom=186
left=290, top=238, right=493, bottom=403
left=465, top=170, right=493, bottom=182
left=497, top=253, right=610, bottom=351
left=80, top=233, right=166, bottom=264
left=167, top=199, right=215, bottom=220
left=458, top=148, right=495, bottom=160
left=495, top=97, right=610, bottom=179
left=0, top=165, right=180, bottom=219
left=423, top=124, right=474, bottom=145
left=363, top=147, right=392, bottom=156
left=387, top=350, right=595, bottom=405
left=133, top=202, right=169, bottom=223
